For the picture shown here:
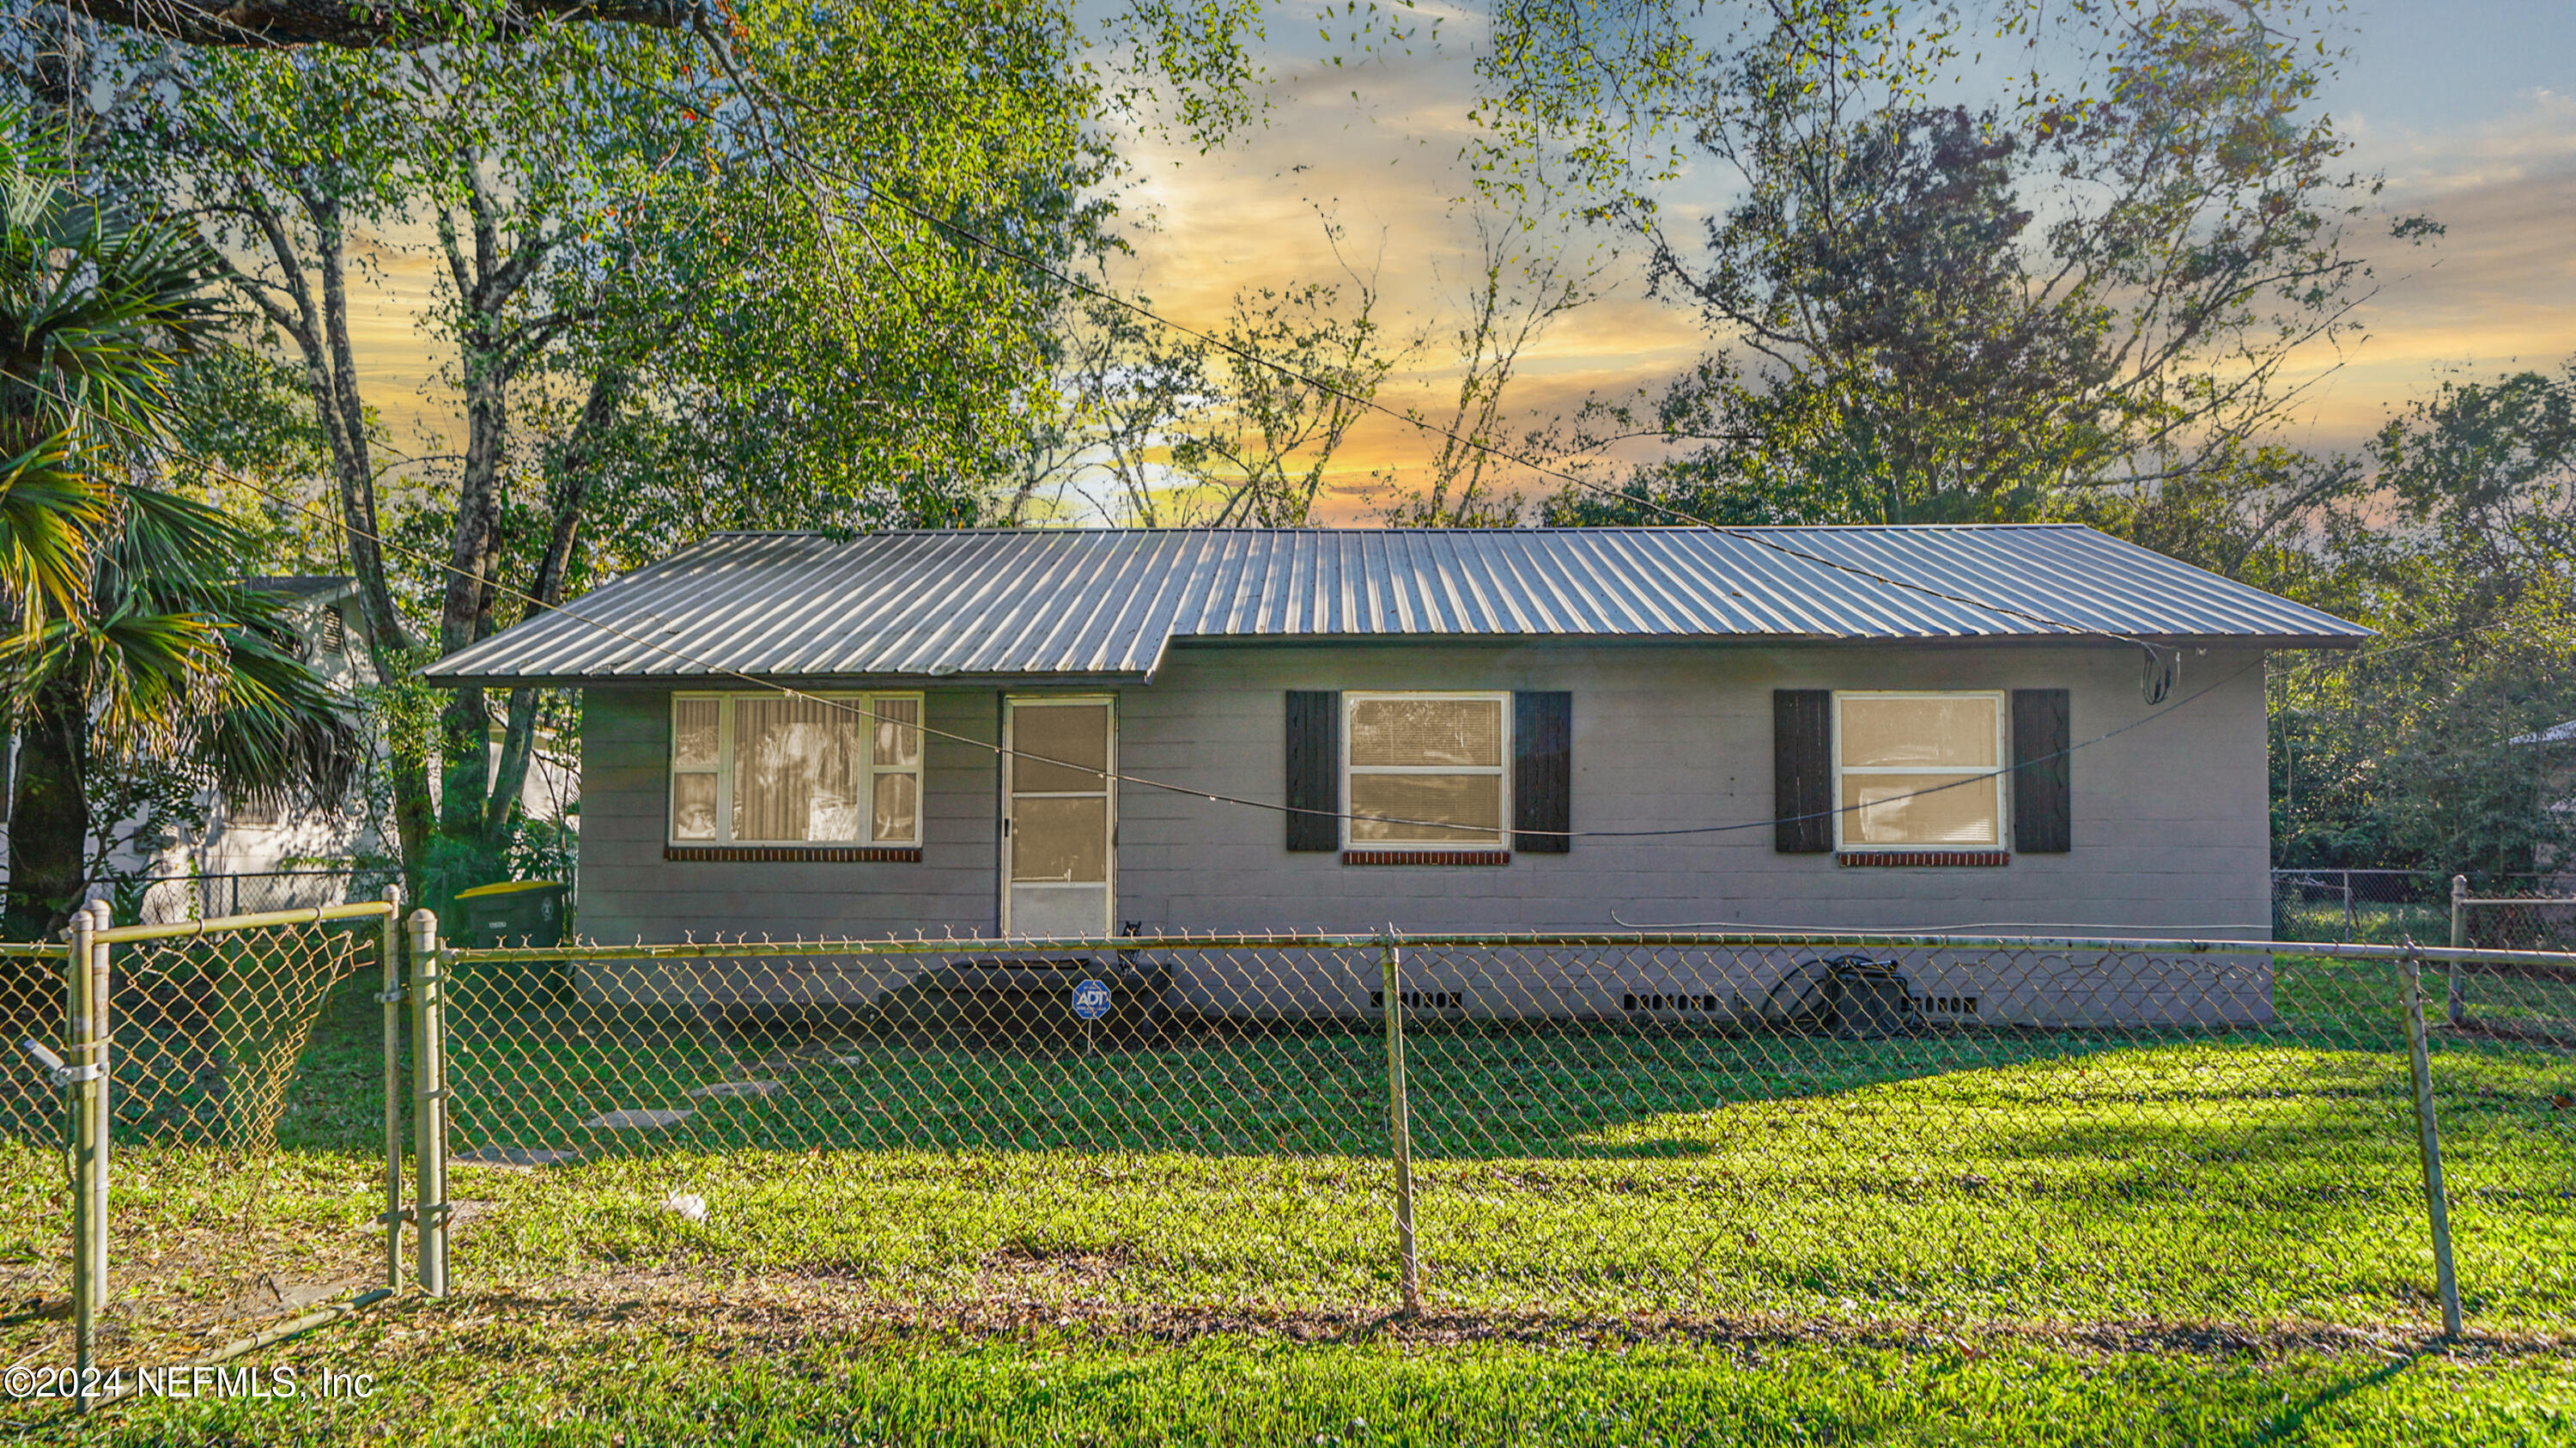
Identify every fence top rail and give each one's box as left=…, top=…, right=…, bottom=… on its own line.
left=92, top=900, right=397, bottom=946
left=436, top=928, right=2576, bottom=973
left=0, top=940, right=64, bottom=959
left=2459, top=896, right=2576, bottom=907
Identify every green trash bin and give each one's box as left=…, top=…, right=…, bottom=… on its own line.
left=453, top=879, right=570, bottom=1007
left=454, top=879, right=568, bottom=949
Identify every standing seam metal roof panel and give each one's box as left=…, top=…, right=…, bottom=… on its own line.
left=421, top=526, right=2371, bottom=684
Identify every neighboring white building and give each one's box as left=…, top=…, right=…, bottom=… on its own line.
left=2511, top=718, right=2576, bottom=883
left=33, top=575, right=574, bottom=922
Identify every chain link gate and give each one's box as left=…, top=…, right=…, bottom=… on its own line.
left=429, top=925, right=2574, bottom=1342
left=0, top=895, right=449, bottom=1412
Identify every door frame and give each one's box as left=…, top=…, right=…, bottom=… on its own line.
left=999, top=693, right=1117, bottom=938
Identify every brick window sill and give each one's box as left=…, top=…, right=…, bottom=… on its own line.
left=1836, top=850, right=2009, bottom=868
left=665, top=845, right=922, bottom=863
left=1342, top=849, right=1512, bottom=867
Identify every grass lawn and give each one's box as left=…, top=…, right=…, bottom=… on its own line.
left=11, top=1306, right=2576, bottom=1446
left=1, top=954, right=2570, bottom=1443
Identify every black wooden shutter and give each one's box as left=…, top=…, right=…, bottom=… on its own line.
left=1513, top=691, right=1572, bottom=853
left=1774, top=690, right=1834, bottom=854
left=1285, top=691, right=1340, bottom=851
left=2011, top=687, right=2072, bottom=853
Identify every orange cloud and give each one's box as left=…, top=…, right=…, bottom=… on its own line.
left=332, top=63, right=2576, bottom=524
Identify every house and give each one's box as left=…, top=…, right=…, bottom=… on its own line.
left=0, top=575, right=386, bottom=922
left=163, top=578, right=386, bottom=898
left=421, top=526, right=2369, bottom=1025
left=56, top=575, right=574, bottom=922
left=2510, top=718, right=2576, bottom=884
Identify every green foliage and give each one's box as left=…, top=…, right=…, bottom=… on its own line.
left=0, top=135, right=358, bottom=931
left=15, top=0, right=1255, bottom=893
left=1502, top=0, right=2421, bottom=532
left=0, top=141, right=225, bottom=635
left=1475, top=0, right=2564, bottom=876
left=2270, top=366, right=2576, bottom=875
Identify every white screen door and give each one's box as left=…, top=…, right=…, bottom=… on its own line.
left=1002, top=697, right=1115, bottom=938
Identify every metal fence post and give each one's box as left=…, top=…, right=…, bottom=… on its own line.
left=64, top=904, right=100, bottom=1399
left=1380, top=931, right=1423, bottom=1314
left=379, top=889, right=406, bottom=1293
left=2401, top=953, right=2464, bottom=1339
left=83, top=900, right=112, bottom=1402
left=2447, top=873, right=2469, bottom=1027
left=408, top=909, right=448, bottom=1298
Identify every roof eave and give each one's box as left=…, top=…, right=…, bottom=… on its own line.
left=416, top=668, right=1156, bottom=690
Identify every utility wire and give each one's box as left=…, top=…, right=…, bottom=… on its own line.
left=0, top=37, right=2315, bottom=838
left=585, top=40, right=2196, bottom=670
left=750, top=131, right=2192, bottom=663
left=12, top=365, right=2256, bottom=842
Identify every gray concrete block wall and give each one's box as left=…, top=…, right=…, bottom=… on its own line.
left=571, top=640, right=2273, bottom=958
left=574, top=686, right=1002, bottom=944
left=1117, top=641, right=2271, bottom=941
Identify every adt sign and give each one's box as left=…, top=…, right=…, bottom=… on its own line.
left=1071, top=979, right=1113, bottom=1020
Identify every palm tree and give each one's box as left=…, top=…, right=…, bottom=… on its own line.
left=0, top=139, right=359, bottom=934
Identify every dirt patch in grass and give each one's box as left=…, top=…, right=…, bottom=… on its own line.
left=453, top=1265, right=2571, bottom=1363
left=975, top=1242, right=1135, bottom=1292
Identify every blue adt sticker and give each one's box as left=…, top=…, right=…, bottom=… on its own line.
left=1071, top=979, right=1113, bottom=1019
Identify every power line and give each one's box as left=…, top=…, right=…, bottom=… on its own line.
left=580, top=39, right=2191, bottom=671
left=0, top=35, right=2293, bottom=840
left=744, top=132, right=2188, bottom=665
left=12, top=364, right=2247, bottom=843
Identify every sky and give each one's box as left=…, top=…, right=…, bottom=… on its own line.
left=340, top=0, right=2576, bottom=523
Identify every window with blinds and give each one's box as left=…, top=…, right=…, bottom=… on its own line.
left=1833, top=691, right=2005, bottom=848
left=1344, top=693, right=1510, bottom=847
left=668, top=692, right=924, bottom=846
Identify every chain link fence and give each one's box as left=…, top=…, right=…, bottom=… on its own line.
left=0, top=902, right=410, bottom=1404
left=117, top=868, right=402, bottom=927
left=2270, top=867, right=2572, bottom=946
left=6, top=910, right=2566, bottom=1405
left=434, top=928, right=2575, bottom=1339
left=2452, top=881, right=2576, bottom=958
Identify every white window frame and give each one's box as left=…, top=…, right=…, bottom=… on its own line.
left=1831, top=690, right=2010, bottom=852
left=1000, top=693, right=1118, bottom=937
left=668, top=691, right=926, bottom=847
left=1341, top=691, right=1513, bottom=851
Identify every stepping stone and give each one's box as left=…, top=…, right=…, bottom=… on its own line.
left=686, top=1080, right=782, bottom=1099
left=582, top=1108, right=693, bottom=1129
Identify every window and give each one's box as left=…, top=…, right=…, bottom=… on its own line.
left=669, top=692, right=923, bottom=846
left=1833, top=691, right=2006, bottom=849
left=227, top=794, right=283, bottom=830
left=1343, top=692, right=1509, bottom=848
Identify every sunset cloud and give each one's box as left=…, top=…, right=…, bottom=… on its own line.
left=332, top=24, right=2576, bottom=523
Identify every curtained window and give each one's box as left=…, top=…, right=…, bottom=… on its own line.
left=668, top=692, right=924, bottom=846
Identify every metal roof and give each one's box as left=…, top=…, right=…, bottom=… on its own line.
left=422, top=526, right=2371, bottom=684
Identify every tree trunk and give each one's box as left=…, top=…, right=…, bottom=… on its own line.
left=241, top=185, right=438, bottom=904
left=58, top=0, right=690, bottom=48
left=485, top=363, right=629, bottom=835
left=5, top=672, right=92, bottom=937
left=435, top=353, right=508, bottom=848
